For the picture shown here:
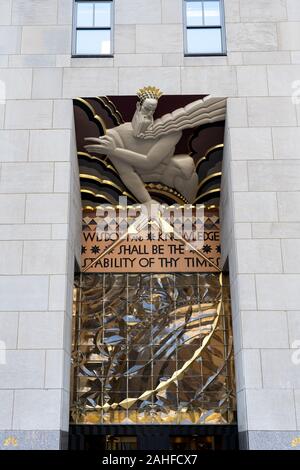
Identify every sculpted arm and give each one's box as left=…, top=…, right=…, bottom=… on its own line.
left=85, top=133, right=180, bottom=171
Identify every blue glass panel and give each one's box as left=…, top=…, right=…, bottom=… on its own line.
left=187, top=28, right=222, bottom=54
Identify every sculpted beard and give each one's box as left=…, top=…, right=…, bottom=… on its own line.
left=132, top=108, right=153, bottom=138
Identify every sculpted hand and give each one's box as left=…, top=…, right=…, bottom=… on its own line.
left=84, top=136, right=116, bottom=155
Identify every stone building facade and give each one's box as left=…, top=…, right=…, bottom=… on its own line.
left=0, top=0, right=300, bottom=450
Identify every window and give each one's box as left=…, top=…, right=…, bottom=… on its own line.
left=73, top=1, right=113, bottom=57
left=183, top=0, right=226, bottom=55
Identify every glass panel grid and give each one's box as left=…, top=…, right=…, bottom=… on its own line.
left=184, top=0, right=225, bottom=55
left=74, top=1, right=112, bottom=56
left=71, top=273, right=236, bottom=425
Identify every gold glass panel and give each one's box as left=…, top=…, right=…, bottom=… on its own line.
left=70, top=273, right=236, bottom=425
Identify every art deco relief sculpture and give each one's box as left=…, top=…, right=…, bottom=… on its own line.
left=85, top=87, right=226, bottom=204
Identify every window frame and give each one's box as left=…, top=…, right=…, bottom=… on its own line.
left=72, top=0, right=114, bottom=58
left=183, top=0, right=227, bottom=57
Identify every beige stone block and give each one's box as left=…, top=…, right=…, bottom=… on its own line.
left=224, top=0, right=240, bottom=23
left=234, top=192, right=278, bottom=222
left=29, top=130, right=71, bottom=162
left=227, top=52, right=243, bottom=65
left=0, top=162, right=53, bottom=193
left=18, top=311, right=65, bottom=349
left=136, top=25, right=183, bottom=53
left=54, top=162, right=71, bottom=192
left=261, top=349, right=300, bottom=388
left=183, top=56, right=228, bottom=66
left=5, top=100, right=53, bottom=130
left=226, top=23, right=277, bottom=52
left=241, top=310, right=289, bottom=348
left=237, top=66, right=268, bottom=96
left=25, top=193, right=69, bottom=224
left=9, top=54, right=56, bottom=67
left=0, top=55, right=8, bottom=67
left=162, top=53, right=184, bottom=66
left=294, top=389, right=300, bottom=430
left=0, top=68, right=32, bottom=99
left=49, top=275, right=67, bottom=311
left=21, top=26, right=71, bottom=54
left=240, top=0, right=287, bottom=22
left=236, top=390, right=247, bottom=432
left=0, top=130, right=29, bottom=162
left=58, top=0, right=72, bottom=25
left=226, top=98, right=248, bottom=127
left=290, top=51, right=300, bottom=64
left=56, top=54, right=71, bottom=67
left=230, top=128, right=273, bottom=160
left=248, top=161, right=300, bottom=191
left=13, top=389, right=62, bottom=430
left=243, top=51, right=291, bottom=65
left=32, top=68, right=63, bottom=99
left=45, top=349, right=70, bottom=389
left=0, top=350, right=45, bottom=389
left=246, top=389, right=297, bottom=431
left=0, top=224, right=51, bottom=240
left=0, top=1, right=12, bottom=26
left=0, top=241, right=22, bottom=274
left=162, top=0, right=182, bottom=23
left=181, top=66, right=237, bottom=96
left=237, top=239, right=283, bottom=274
left=278, top=22, right=300, bottom=50
left=119, top=67, right=180, bottom=95
left=235, top=349, right=262, bottom=392
left=114, top=25, right=136, bottom=54
left=287, top=311, right=300, bottom=347
left=114, top=54, right=162, bottom=67
left=53, top=100, right=74, bottom=129
left=0, top=390, right=13, bottom=430
left=247, top=98, right=297, bottom=127
left=256, top=274, right=300, bottom=310
left=252, top=222, right=300, bottom=239
left=287, top=0, right=300, bottom=19
left=281, top=239, right=300, bottom=273
left=231, top=161, right=248, bottom=191
left=22, top=240, right=68, bottom=275
left=115, top=0, right=161, bottom=24
left=0, top=27, right=21, bottom=54
left=0, top=312, right=19, bottom=348
left=63, top=68, right=118, bottom=98
left=272, top=127, right=300, bottom=159
left=278, top=192, right=300, bottom=222
left=70, top=57, right=113, bottom=67
left=236, top=274, right=257, bottom=310
left=51, top=224, right=69, bottom=240
left=0, top=275, right=48, bottom=311
left=0, top=194, right=25, bottom=223
left=268, top=65, right=300, bottom=96
left=234, top=223, right=252, bottom=239
left=12, top=0, right=58, bottom=25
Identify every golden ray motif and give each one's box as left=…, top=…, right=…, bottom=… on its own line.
left=71, top=272, right=236, bottom=425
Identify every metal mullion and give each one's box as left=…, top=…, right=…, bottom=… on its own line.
left=186, top=25, right=222, bottom=29
left=76, top=27, right=111, bottom=30
left=92, top=2, right=95, bottom=27
left=220, top=0, right=227, bottom=55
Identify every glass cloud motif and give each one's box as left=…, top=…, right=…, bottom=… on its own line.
left=71, top=272, right=236, bottom=425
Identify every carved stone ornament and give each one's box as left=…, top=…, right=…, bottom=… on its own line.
left=85, top=88, right=226, bottom=204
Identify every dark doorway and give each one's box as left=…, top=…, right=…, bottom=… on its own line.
left=69, top=425, right=238, bottom=450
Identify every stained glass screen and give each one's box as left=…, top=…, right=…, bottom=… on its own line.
left=71, top=272, right=236, bottom=425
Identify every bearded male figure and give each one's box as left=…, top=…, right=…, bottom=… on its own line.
left=85, top=87, right=226, bottom=204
